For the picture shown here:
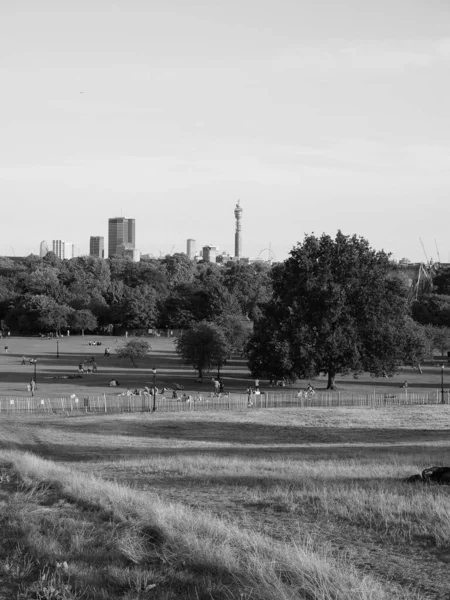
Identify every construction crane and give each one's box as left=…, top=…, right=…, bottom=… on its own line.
left=435, top=239, right=442, bottom=264
left=419, top=238, right=430, bottom=265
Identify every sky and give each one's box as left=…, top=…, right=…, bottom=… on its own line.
left=1, top=0, right=450, bottom=262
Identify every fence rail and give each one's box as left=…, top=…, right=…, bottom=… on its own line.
left=0, top=390, right=447, bottom=415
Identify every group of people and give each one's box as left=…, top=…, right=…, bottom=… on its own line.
left=78, top=357, right=98, bottom=373
left=21, top=356, right=37, bottom=365
left=211, top=378, right=225, bottom=395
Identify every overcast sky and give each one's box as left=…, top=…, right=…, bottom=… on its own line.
left=1, top=0, right=449, bottom=262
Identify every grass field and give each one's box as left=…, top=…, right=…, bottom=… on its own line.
left=1, top=337, right=450, bottom=599
left=0, top=334, right=448, bottom=399
left=1, top=406, right=450, bottom=599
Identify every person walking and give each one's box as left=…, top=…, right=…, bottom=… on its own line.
left=247, top=386, right=254, bottom=407
left=21, top=356, right=26, bottom=365
left=30, top=379, right=36, bottom=397
left=4, top=346, right=8, bottom=354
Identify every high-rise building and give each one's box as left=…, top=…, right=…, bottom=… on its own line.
left=108, top=217, right=135, bottom=258
left=90, top=236, right=105, bottom=258
left=202, top=245, right=219, bottom=263
left=187, top=239, right=196, bottom=260
left=234, top=200, right=243, bottom=259
left=52, top=240, right=74, bottom=260
left=39, top=241, right=49, bottom=258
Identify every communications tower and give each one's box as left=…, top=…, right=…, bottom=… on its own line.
left=234, top=200, right=243, bottom=259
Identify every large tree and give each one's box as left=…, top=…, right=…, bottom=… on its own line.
left=70, top=309, right=98, bottom=336
left=175, top=321, right=229, bottom=378
left=116, top=338, right=152, bottom=368
left=247, top=231, right=410, bottom=389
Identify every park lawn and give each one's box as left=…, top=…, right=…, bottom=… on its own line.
left=0, top=335, right=448, bottom=400
left=1, top=406, right=450, bottom=598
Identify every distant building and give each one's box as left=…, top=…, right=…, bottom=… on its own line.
left=202, top=245, right=219, bottom=263
left=108, top=217, right=135, bottom=258
left=234, top=200, right=243, bottom=259
left=116, top=243, right=140, bottom=262
left=216, top=252, right=233, bottom=264
left=52, top=240, right=74, bottom=260
left=187, top=239, right=196, bottom=260
left=39, top=240, right=49, bottom=258
left=89, top=236, right=105, bottom=258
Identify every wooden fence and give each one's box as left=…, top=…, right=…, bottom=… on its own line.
left=0, top=390, right=447, bottom=415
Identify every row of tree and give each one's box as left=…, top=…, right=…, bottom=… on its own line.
left=0, top=253, right=272, bottom=335
left=1, top=233, right=450, bottom=388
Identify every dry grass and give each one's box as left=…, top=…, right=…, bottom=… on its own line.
left=1, top=406, right=450, bottom=598
left=0, top=451, right=421, bottom=600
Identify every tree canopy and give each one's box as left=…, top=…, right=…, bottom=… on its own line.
left=175, top=321, right=230, bottom=378
left=247, top=231, right=410, bottom=389
left=116, top=338, right=152, bottom=368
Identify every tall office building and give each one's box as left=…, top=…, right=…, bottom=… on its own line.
left=90, top=236, right=105, bottom=258
left=52, top=240, right=74, bottom=260
left=187, top=239, right=196, bottom=260
left=108, top=217, right=135, bottom=258
left=39, top=241, right=49, bottom=258
left=234, top=200, right=243, bottom=259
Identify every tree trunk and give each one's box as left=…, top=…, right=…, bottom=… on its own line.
left=217, top=365, right=220, bottom=379
left=327, top=369, right=336, bottom=390
left=82, top=329, right=85, bottom=337
left=198, top=367, right=203, bottom=378
left=417, top=362, right=423, bottom=374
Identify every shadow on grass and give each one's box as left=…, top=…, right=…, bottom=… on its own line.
left=3, top=439, right=450, bottom=465
left=47, top=419, right=450, bottom=445
left=3, top=419, right=450, bottom=463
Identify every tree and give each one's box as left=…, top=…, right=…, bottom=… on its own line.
left=215, top=313, right=251, bottom=356
left=427, top=325, right=450, bottom=358
left=412, top=294, right=450, bottom=327
left=432, top=266, right=450, bottom=296
left=223, top=262, right=272, bottom=320
left=116, top=339, right=152, bottom=368
left=112, top=285, right=158, bottom=329
left=70, top=309, right=98, bottom=336
left=246, top=305, right=293, bottom=382
left=175, top=321, right=229, bottom=378
left=247, top=231, right=410, bottom=389
left=399, top=319, right=433, bottom=374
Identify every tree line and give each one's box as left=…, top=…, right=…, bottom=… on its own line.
left=1, top=233, right=449, bottom=388
left=0, top=251, right=271, bottom=338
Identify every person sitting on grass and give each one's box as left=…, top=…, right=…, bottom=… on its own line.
left=109, top=379, right=120, bottom=387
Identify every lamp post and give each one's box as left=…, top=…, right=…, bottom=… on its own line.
left=56, top=339, right=59, bottom=359
left=33, top=358, right=37, bottom=384
left=152, top=367, right=156, bottom=412
left=441, top=364, right=445, bottom=404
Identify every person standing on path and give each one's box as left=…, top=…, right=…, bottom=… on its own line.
left=4, top=346, right=8, bottom=354
left=21, top=356, right=26, bottom=365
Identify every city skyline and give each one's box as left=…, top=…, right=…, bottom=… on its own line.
left=1, top=1, right=450, bottom=263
